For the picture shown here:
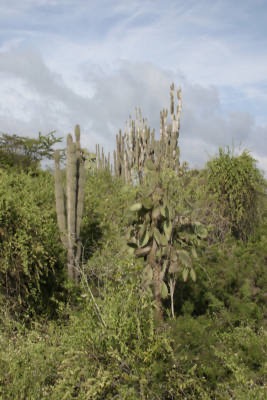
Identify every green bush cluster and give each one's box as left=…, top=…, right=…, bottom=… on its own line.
left=1, top=280, right=266, bottom=399
left=206, top=148, right=266, bottom=240
left=0, top=144, right=266, bottom=398
left=0, top=169, right=66, bottom=318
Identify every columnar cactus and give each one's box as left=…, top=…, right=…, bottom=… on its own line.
left=160, top=83, right=182, bottom=171
left=113, top=83, right=182, bottom=183
left=114, top=110, right=157, bottom=184
left=54, top=125, right=86, bottom=281
left=96, top=144, right=111, bottom=172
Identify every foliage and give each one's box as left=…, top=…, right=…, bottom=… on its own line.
left=127, top=163, right=207, bottom=319
left=0, top=137, right=266, bottom=398
left=0, top=169, right=66, bottom=318
left=1, top=269, right=266, bottom=399
left=0, top=131, right=62, bottom=171
left=206, top=147, right=266, bottom=240
left=213, top=325, right=267, bottom=399
left=0, top=271, right=175, bottom=400
left=82, top=168, right=137, bottom=261
left=168, top=316, right=267, bottom=399
left=170, top=220, right=267, bottom=327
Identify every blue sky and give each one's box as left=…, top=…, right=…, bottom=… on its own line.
left=0, top=0, right=266, bottom=173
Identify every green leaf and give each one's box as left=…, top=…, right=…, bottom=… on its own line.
left=153, top=228, right=161, bottom=246
left=160, top=234, right=168, bottom=246
left=160, top=206, right=166, bottom=218
left=171, top=251, right=178, bottom=262
left=128, top=246, right=135, bottom=255
left=194, top=222, right=208, bottom=239
left=139, top=223, right=146, bottom=239
left=152, top=207, right=161, bottom=221
left=161, top=246, right=168, bottom=256
left=156, top=248, right=162, bottom=258
left=191, top=247, right=198, bottom=259
left=129, top=202, right=142, bottom=212
left=142, top=197, right=153, bottom=210
left=142, top=264, right=153, bottom=285
left=140, top=229, right=150, bottom=247
left=154, top=228, right=168, bottom=246
left=177, top=250, right=192, bottom=268
left=182, top=268, right=189, bottom=282
left=161, top=281, right=169, bottom=299
left=163, top=221, right=172, bottom=241
left=145, top=213, right=151, bottom=224
left=190, top=269, right=196, bottom=282
left=169, top=262, right=179, bottom=274
left=163, top=205, right=170, bottom=220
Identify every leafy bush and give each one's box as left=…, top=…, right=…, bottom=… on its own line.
left=0, top=143, right=266, bottom=399
left=0, top=269, right=176, bottom=400
left=206, top=148, right=266, bottom=240
left=168, top=316, right=267, bottom=399
left=171, top=228, right=267, bottom=327
left=0, top=169, right=66, bottom=318
left=213, top=324, right=267, bottom=399
left=0, top=132, right=61, bottom=171
left=82, top=169, right=137, bottom=260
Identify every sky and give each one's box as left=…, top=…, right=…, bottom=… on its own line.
left=0, top=0, right=266, bottom=173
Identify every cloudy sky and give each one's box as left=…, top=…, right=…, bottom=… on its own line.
left=0, top=0, right=266, bottom=173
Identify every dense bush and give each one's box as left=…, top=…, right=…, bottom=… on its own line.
left=0, top=132, right=61, bottom=171
left=1, top=275, right=266, bottom=399
left=172, top=228, right=267, bottom=323
left=0, top=169, right=66, bottom=318
left=206, top=148, right=266, bottom=240
left=0, top=271, right=175, bottom=399
left=0, top=143, right=266, bottom=398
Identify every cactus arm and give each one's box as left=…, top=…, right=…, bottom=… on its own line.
left=54, top=150, right=68, bottom=248
left=76, top=153, right=85, bottom=239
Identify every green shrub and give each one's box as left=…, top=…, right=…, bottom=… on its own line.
left=213, top=325, right=267, bottom=399
left=168, top=315, right=267, bottom=399
left=82, top=169, right=137, bottom=260
left=0, top=144, right=266, bottom=399
left=0, top=169, right=66, bottom=318
left=206, top=148, right=266, bottom=240
left=172, top=230, right=267, bottom=326
left=0, top=272, right=175, bottom=400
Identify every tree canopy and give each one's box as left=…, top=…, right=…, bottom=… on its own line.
left=0, top=131, right=62, bottom=170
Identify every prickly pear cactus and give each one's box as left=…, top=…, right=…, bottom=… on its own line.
left=127, top=160, right=200, bottom=319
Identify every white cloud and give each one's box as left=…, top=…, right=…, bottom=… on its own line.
left=0, top=0, right=266, bottom=175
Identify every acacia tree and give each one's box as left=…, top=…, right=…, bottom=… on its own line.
left=0, top=131, right=62, bottom=170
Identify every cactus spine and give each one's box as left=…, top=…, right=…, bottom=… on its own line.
left=54, top=125, right=85, bottom=281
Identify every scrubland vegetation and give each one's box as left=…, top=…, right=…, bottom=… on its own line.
left=0, top=86, right=266, bottom=399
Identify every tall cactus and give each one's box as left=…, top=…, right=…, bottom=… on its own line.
left=54, top=125, right=86, bottom=281
left=95, top=144, right=111, bottom=172
left=160, top=83, right=182, bottom=171
left=113, top=110, right=157, bottom=184
left=113, top=83, right=182, bottom=183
